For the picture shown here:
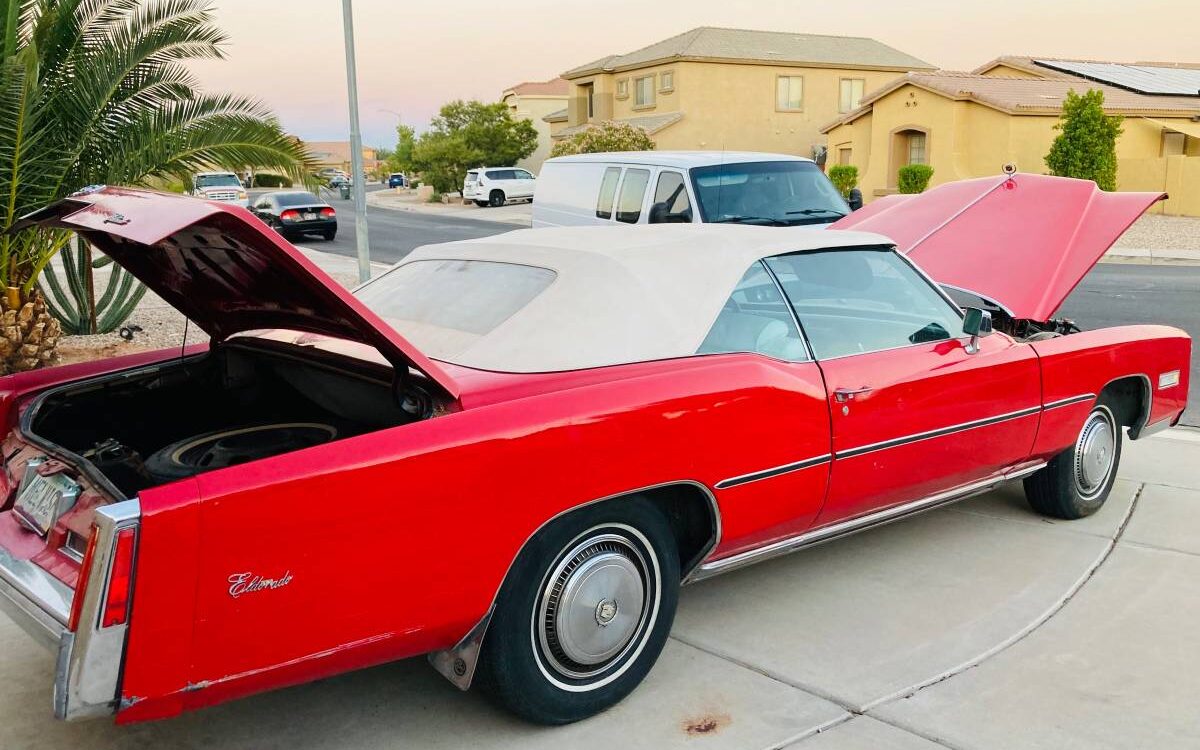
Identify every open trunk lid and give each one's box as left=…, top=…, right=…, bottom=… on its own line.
left=832, top=173, right=1166, bottom=321
left=14, top=186, right=459, bottom=397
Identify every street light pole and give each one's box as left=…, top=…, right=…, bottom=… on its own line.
left=340, top=0, right=370, bottom=283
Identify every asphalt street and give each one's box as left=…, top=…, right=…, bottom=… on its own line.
left=253, top=184, right=1200, bottom=424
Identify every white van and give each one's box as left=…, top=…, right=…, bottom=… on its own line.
left=532, top=151, right=852, bottom=228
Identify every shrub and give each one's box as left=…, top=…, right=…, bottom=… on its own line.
left=827, top=165, right=859, bottom=199
left=410, top=100, right=538, bottom=193
left=1044, top=89, right=1123, bottom=191
left=550, top=121, right=656, bottom=157
left=898, top=164, right=934, bottom=194
left=253, top=173, right=292, bottom=188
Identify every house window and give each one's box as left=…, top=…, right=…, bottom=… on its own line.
left=659, top=70, right=674, bottom=92
left=907, top=132, right=927, bottom=165
left=1162, top=131, right=1186, bottom=157
left=616, top=79, right=629, bottom=99
left=839, top=78, right=865, bottom=113
left=776, top=76, right=804, bottom=111
left=635, top=75, right=656, bottom=107
left=839, top=147, right=852, bottom=165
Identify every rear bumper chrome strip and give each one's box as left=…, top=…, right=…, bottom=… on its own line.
left=688, top=461, right=1045, bottom=583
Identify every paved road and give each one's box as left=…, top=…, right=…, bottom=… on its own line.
left=1060, top=263, right=1200, bottom=426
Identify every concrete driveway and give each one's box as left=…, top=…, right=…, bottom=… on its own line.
left=2, top=428, right=1198, bottom=749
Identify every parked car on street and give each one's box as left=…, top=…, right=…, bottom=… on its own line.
left=463, top=167, right=536, bottom=207
left=532, top=151, right=852, bottom=228
left=188, top=171, right=249, bottom=207
left=0, top=176, right=1189, bottom=727
left=387, top=172, right=407, bottom=188
left=249, top=190, right=337, bottom=240
left=326, top=173, right=351, bottom=190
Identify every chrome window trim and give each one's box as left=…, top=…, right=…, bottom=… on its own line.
left=688, top=461, right=1045, bottom=582
left=836, top=405, right=1042, bottom=460
left=715, top=454, right=831, bottom=490
left=759, top=259, right=815, bottom=362
left=938, top=282, right=1017, bottom=318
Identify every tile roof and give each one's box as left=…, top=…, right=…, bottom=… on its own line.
left=563, top=26, right=933, bottom=78
left=503, top=77, right=570, bottom=97
left=542, top=108, right=568, bottom=123
left=553, top=113, right=685, bottom=139
left=822, top=71, right=1200, bottom=132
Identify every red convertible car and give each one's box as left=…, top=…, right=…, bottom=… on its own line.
left=0, top=175, right=1189, bottom=726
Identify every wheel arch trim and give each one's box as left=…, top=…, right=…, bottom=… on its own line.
left=427, top=479, right=720, bottom=691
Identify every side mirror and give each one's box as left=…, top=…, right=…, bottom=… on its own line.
left=962, top=307, right=994, bottom=354
left=847, top=188, right=863, bottom=212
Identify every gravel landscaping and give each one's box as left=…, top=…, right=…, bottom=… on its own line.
left=1113, top=213, right=1200, bottom=251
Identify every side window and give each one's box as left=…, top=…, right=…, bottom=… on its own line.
left=697, top=262, right=808, bottom=362
left=615, top=168, right=650, bottom=223
left=649, top=171, right=692, bottom=223
left=514, top=169, right=534, bottom=180
left=596, top=167, right=621, bottom=219
left=764, top=249, right=963, bottom=360
left=486, top=170, right=508, bottom=180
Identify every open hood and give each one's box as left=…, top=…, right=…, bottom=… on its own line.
left=832, top=174, right=1165, bottom=321
left=15, top=186, right=459, bottom=397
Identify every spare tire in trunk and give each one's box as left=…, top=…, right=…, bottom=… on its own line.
left=145, top=422, right=338, bottom=483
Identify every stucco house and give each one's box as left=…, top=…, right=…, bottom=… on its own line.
left=501, top=78, right=569, bottom=172
left=305, top=141, right=379, bottom=177
left=556, top=26, right=933, bottom=160
left=822, top=57, right=1200, bottom=216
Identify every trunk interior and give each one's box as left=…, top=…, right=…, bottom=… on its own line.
left=24, top=341, right=438, bottom=497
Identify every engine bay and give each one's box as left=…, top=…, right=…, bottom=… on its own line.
left=22, top=341, right=440, bottom=496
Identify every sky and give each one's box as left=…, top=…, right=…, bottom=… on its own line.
left=189, top=0, right=1200, bottom=149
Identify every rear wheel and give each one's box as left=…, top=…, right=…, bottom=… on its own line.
left=1025, top=394, right=1122, bottom=519
left=489, top=189, right=505, bottom=207
left=474, top=200, right=488, bottom=207
left=476, top=497, right=679, bottom=724
left=321, top=229, right=336, bottom=241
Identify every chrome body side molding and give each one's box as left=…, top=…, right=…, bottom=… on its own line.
left=686, top=462, right=1045, bottom=583
left=715, top=454, right=831, bottom=490
left=1043, top=393, right=1095, bottom=410
left=835, top=406, right=1042, bottom=460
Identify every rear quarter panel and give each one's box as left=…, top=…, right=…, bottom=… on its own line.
left=123, top=354, right=831, bottom=718
left=1030, top=325, right=1190, bottom=458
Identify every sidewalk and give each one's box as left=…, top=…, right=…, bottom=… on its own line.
left=3, top=427, right=1197, bottom=748
left=367, top=187, right=531, bottom=227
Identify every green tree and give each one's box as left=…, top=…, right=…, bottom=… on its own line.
left=411, top=100, right=536, bottom=192
left=1045, top=89, right=1123, bottom=191
left=389, top=124, right=416, bottom=173
left=0, top=0, right=314, bottom=367
left=549, top=121, right=655, bottom=157
left=898, top=164, right=934, bottom=194
left=826, top=165, right=859, bottom=199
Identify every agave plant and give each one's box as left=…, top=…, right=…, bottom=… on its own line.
left=0, top=0, right=316, bottom=366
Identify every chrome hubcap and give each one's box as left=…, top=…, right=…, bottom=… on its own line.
left=1075, top=409, right=1116, bottom=496
left=538, top=533, right=650, bottom=679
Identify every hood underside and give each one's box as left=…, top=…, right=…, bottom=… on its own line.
left=832, top=173, right=1166, bottom=321
left=14, top=187, right=459, bottom=397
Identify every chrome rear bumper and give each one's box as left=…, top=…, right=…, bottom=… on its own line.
left=0, top=541, right=71, bottom=649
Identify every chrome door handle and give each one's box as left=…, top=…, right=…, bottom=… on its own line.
left=833, top=386, right=873, bottom=403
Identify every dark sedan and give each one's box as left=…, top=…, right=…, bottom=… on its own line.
left=250, top=191, right=337, bottom=241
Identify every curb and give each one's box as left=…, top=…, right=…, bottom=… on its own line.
left=366, top=192, right=531, bottom=227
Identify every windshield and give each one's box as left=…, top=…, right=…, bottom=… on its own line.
left=690, top=161, right=848, bottom=226
left=195, top=174, right=241, bottom=188
left=275, top=192, right=323, bottom=207
left=354, top=260, right=557, bottom=363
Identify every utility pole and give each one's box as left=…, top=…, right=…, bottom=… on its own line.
left=340, top=0, right=370, bottom=283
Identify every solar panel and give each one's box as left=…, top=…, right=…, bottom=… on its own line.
left=1034, top=59, right=1200, bottom=96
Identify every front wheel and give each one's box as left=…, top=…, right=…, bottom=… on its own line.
left=475, top=498, right=679, bottom=724
left=1025, top=395, right=1122, bottom=519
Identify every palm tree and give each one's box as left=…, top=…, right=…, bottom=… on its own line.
left=0, top=0, right=316, bottom=370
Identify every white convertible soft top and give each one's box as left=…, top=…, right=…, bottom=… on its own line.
left=389, top=224, right=892, bottom=372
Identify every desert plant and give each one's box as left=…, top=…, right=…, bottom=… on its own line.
left=827, top=165, right=859, bottom=199
left=898, top=164, right=934, bottom=194
left=41, top=237, right=147, bottom=335
left=1045, top=89, right=1123, bottom=191
left=1, top=0, right=316, bottom=365
left=549, top=121, right=656, bottom=157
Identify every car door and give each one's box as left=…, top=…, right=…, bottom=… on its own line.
left=511, top=168, right=536, bottom=198
left=765, top=247, right=1041, bottom=524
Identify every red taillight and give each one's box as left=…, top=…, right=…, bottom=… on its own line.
left=100, top=528, right=137, bottom=628
left=280, top=209, right=300, bottom=221
left=320, top=207, right=335, bottom=218
left=68, top=528, right=100, bottom=631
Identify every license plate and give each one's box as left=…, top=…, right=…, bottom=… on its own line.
left=303, top=212, right=317, bottom=221
left=14, top=466, right=81, bottom=536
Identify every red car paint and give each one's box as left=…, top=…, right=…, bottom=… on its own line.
left=0, top=185, right=1190, bottom=724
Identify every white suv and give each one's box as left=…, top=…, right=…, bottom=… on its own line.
left=463, top=167, right=536, bottom=207
left=190, top=171, right=249, bottom=207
